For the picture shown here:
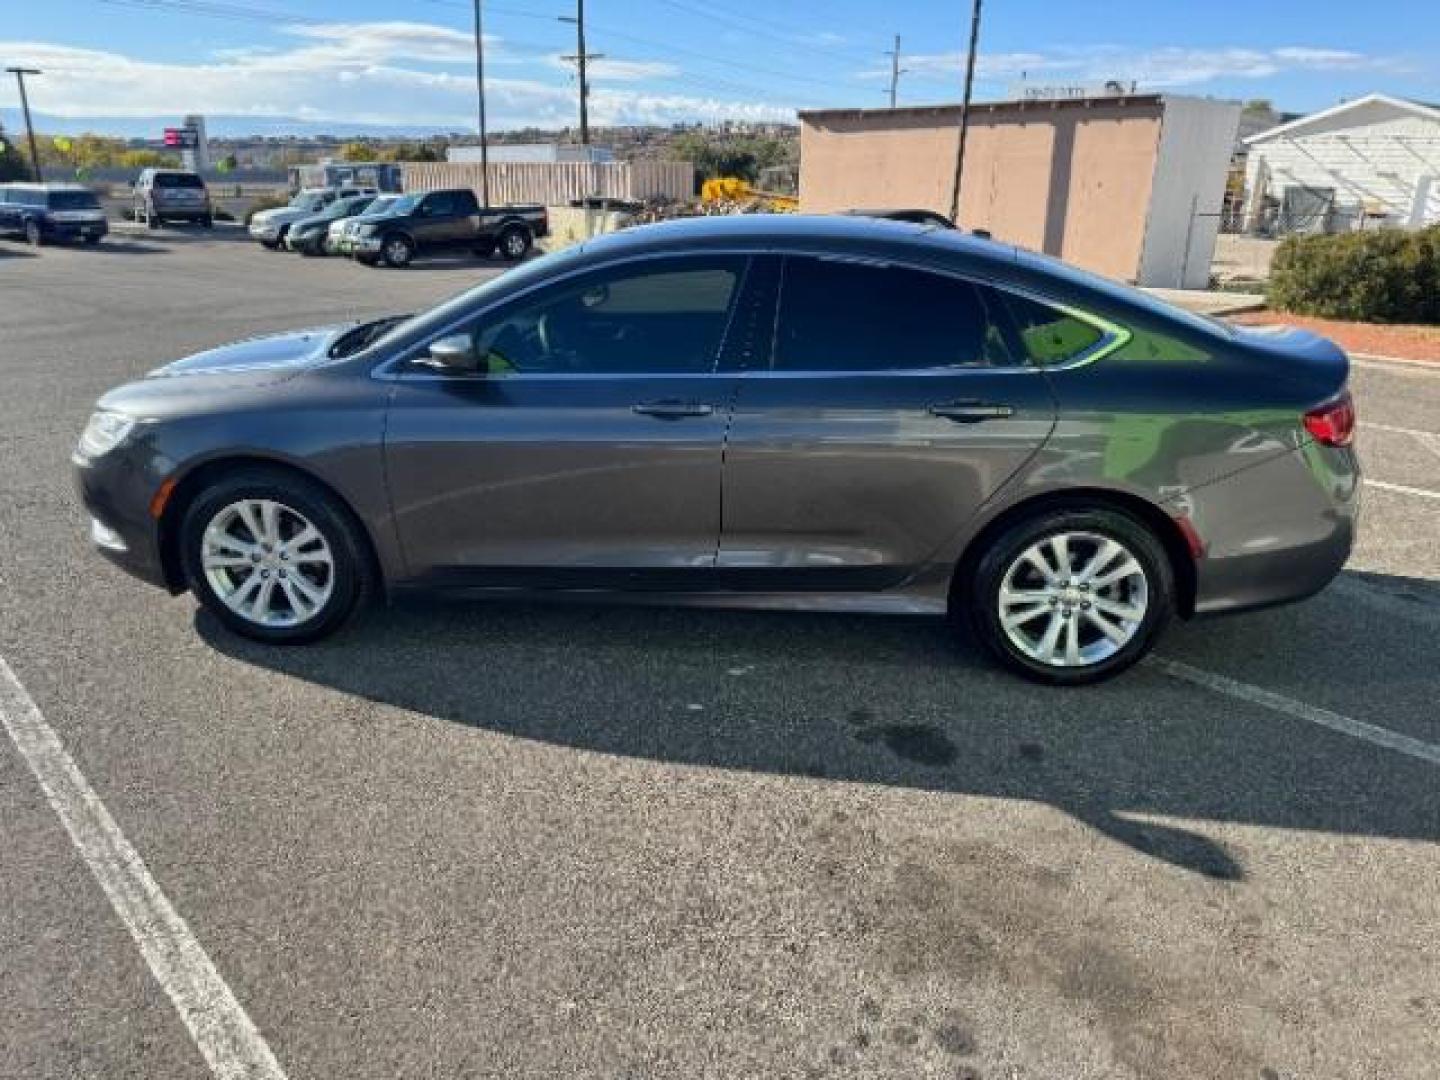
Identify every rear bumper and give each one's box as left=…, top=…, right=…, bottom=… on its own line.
left=41, top=218, right=109, bottom=241
left=1179, top=442, right=1360, bottom=617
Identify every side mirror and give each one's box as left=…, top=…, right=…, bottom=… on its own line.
left=419, top=333, right=480, bottom=373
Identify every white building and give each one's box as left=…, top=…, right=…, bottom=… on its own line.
left=1243, top=94, right=1440, bottom=234
left=446, top=143, right=615, bottom=165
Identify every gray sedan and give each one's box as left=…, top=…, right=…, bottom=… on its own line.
left=73, top=215, right=1359, bottom=683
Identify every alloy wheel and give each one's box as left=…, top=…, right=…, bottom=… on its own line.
left=200, top=498, right=334, bottom=627
left=996, top=530, right=1149, bottom=669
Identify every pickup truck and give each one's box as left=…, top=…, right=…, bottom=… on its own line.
left=350, top=188, right=548, bottom=268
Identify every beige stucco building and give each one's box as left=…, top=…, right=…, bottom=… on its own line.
left=798, top=94, right=1240, bottom=288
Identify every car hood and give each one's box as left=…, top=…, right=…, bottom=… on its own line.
left=147, top=325, right=345, bottom=382
left=252, top=207, right=311, bottom=226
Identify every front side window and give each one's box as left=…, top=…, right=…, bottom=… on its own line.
left=773, top=257, right=1015, bottom=372
left=998, top=292, right=1107, bottom=366
left=422, top=193, right=458, bottom=216
left=440, top=256, right=747, bottom=377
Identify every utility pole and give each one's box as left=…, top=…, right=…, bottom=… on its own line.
left=559, top=0, right=603, bottom=145
left=885, top=35, right=907, bottom=109
left=471, top=0, right=490, bottom=205
left=948, top=0, right=983, bottom=224
left=5, top=67, right=43, bottom=183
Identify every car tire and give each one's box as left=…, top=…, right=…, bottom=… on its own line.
left=965, top=506, right=1173, bottom=685
left=380, top=233, right=414, bottom=268
left=147, top=208, right=162, bottom=229
left=180, top=469, right=375, bottom=645
left=497, top=225, right=531, bottom=261
left=201, top=215, right=214, bottom=229
left=24, top=220, right=42, bottom=246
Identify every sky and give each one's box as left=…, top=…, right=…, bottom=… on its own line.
left=2, top=0, right=1437, bottom=135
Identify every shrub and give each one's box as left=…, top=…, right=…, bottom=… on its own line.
left=243, top=195, right=289, bottom=225
left=1267, top=225, right=1440, bottom=324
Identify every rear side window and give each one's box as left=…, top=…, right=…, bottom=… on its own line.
left=773, top=257, right=1015, bottom=372
left=998, top=292, right=1106, bottom=366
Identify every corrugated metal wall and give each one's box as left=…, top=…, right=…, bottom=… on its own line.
left=400, top=161, right=694, bottom=205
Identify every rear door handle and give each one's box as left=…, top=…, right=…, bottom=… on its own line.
left=632, top=399, right=716, bottom=419
left=928, top=401, right=1015, bottom=423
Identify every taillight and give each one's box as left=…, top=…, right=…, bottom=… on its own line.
left=1303, top=390, right=1356, bottom=448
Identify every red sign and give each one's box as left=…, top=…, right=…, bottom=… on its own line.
left=163, top=127, right=199, bottom=149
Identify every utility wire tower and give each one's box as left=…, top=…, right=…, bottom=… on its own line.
left=559, top=0, right=603, bottom=145
left=5, top=67, right=43, bottom=183
left=949, top=0, right=983, bottom=223
left=885, top=35, right=908, bottom=109
left=471, top=0, right=490, bottom=205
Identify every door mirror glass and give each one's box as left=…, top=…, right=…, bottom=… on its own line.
left=419, top=333, right=480, bottom=373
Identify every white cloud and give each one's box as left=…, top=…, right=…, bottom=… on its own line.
left=547, top=56, right=682, bottom=82
left=864, top=43, right=1407, bottom=89
left=0, top=22, right=793, bottom=129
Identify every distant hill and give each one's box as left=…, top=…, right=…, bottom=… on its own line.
left=0, top=108, right=466, bottom=140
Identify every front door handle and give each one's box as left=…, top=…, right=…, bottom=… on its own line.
left=632, top=399, right=716, bottom=419
left=928, top=401, right=1015, bottom=423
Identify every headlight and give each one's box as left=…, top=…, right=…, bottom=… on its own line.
left=357, top=222, right=379, bottom=237
left=77, top=410, right=137, bottom=459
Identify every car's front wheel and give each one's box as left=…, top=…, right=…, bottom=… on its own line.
left=180, top=470, right=374, bottom=644
left=497, top=225, right=532, bottom=261
left=380, top=233, right=414, bottom=268
left=966, top=507, right=1172, bottom=685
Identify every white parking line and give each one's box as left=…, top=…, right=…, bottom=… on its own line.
left=0, top=656, right=288, bottom=1080
left=1365, top=421, right=1440, bottom=441
left=1148, top=657, right=1440, bottom=768
left=1364, top=479, right=1440, bottom=501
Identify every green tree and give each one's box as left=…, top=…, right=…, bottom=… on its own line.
left=339, top=141, right=375, bottom=162
left=0, top=124, right=31, bottom=181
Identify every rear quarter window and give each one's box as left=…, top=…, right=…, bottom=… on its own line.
left=997, top=292, right=1107, bottom=366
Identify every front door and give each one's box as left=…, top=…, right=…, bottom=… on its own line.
left=718, top=254, right=1058, bottom=589
left=383, top=254, right=753, bottom=587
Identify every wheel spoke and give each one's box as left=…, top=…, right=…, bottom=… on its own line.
left=249, top=576, right=277, bottom=620
left=1092, top=595, right=1145, bottom=622
left=280, top=578, right=312, bottom=617
left=1000, top=586, right=1052, bottom=606
left=1078, top=538, right=1122, bottom=583
left=1049, top=534, right=1073, bottom=578
left=1034, top=610, right=1065, bottom=662
left=259, top=500, right=281, bottom=545
left=1002, top=602, right=1051, bottom=631
left=1063, top=613, right=1081, bottom=666
left=224, top=571, right=262, bottom=613
left=1092, top=555, right=1142, bottom=590
left=284, top=524, right=320, bottom=553
left=1022, top=548, right=1057, bottom=585
left=1084, top=608, right=1129, bottom=644
left=202, top=552, right=254, bottom=570
left=235, top=502, right=266, bottom=544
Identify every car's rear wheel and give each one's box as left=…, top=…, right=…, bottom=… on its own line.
left=497, top=225, right=531, bottom=261
left=380, top=234, right=414, bottom=268
left=966, top=507, right=1172, bottom=685
left=180, top=471, right=373, bottom=644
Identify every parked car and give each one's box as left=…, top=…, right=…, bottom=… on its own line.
left=349, top=188, right=547, bottom=267
left=133, top=169, right=212, bottom=228
left=0, top=183, right=109, bottom=245
left=248, top=186, right=377, bottom=250
left=73, top=215, right=1359, bottom=684
left=283, top=194, right=379, bottom=255
left=327, top=194, right=401, bottom=255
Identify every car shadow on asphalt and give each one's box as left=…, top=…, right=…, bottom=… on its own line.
left=196, top=568, right=1440, bottom=883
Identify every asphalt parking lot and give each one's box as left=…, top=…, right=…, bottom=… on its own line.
left=2, top=230, right=1438, bottom=1080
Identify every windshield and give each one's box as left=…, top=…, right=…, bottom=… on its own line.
left=384, top=194, right=421, bottom=215
left=360, top=195, right=400, bottom=216
left=49, top=190, right=101, bottom=210
left=154, top=173, right=204, bottom=189
left=291, top=192, right=328, bottom=212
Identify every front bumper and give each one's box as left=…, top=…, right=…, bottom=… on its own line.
left=73, top=450, right=173, bottom=591
left=1180, top=441, right=1360, bottom=617
left=353, top=235, right=383, bottom=254
left=249, top=222, right=282, bottom=241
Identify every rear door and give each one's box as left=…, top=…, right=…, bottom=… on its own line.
left=717, top=254, right=1057, bottom=589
